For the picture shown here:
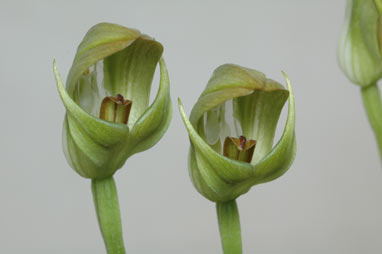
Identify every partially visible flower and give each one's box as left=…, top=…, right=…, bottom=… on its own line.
left=338, top=0, right=382, bottom=86
left=178, top=64, right=296, bottom=202
left=338, top=1, right=382, bottom=161
left=53, top=23, right=172, bottom=179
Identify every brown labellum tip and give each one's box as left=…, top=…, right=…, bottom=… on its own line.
left=223, top=135, right=256, bottom=163
left=239, top=135, right=247, bottom=150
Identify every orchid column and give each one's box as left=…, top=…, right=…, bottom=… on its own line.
left=53, top=23, right=172, bottom=253
left=178, top=64, right=296, bottom=253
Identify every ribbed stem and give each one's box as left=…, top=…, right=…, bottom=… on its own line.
left=361, top=83, right=382, bottom=160
left=92, top=176, right=126, bottom=254
left=216, top=199, right=242, bottom=254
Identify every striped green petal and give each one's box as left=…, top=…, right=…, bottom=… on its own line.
left=54, top=62, right=129, bottom=179
left=126, top=58, right=172, bottom=157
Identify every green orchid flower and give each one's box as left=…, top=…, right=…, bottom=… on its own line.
left=338, top=0, right=382, bottom=159
left=178, top=64, right=296, bottom=254
left=53, top=23, right=172, bottom=254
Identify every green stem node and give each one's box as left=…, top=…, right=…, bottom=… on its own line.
left=92, top=177, right=126, bottom=254
left=361, top=83, right=382, bottom=160
left=216, top=199, right=242, bottom=254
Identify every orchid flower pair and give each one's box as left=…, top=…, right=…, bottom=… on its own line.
left=54, top=23, right=296, bottom=254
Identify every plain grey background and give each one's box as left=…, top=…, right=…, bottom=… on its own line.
left=1, top=0, right=382, bottom=253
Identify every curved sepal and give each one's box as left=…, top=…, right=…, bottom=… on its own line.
left=251, top=72, right=296, bottom=184
left=126, top=58, right=172, bottom=157
left=188, top=146, right=222, bottom=202
left=54, top=61, right=129, bottom=179
left=179, top=100, right=253, bottom=183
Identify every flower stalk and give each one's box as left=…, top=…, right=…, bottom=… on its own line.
left=216, top=200, right=242, bottom=254
left=361, top=83, right=382, bottom=158
left=92, top=177, right=125, bottom=254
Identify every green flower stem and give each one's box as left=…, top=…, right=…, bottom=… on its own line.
left=92, top=177, right=125, bottom=254
left=216, top=199, right=242, bottom=254
left=361, top=82, right=382, bottom=159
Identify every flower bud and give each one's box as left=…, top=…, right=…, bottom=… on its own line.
left=179, top=64, right=296, bottom=202
left=54, top=23, right=172, bottom=179
left=338, top=0, right=382, bottom=86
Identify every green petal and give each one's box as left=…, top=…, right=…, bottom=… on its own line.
left=54, top=61, right=129, bottom=178
left=188, top=144, right=252, bottom=202
left=188, top=146, right=222, bottom=202
left=126, top=58, right=172, bottom=157
left=233, top=78, right=289, bottom=163
left=103, top=36, right=164, bottom=128
left=250, top=72, right=296, bottom=183
left=338, top=0, right=382, bottom=86
left=179, top=99, right=253, bottom=184
left=54, top=61, right=129, bottom=145
left=64, top=115, right=114, bottom=179
left=194, top=146, right=234, bottom=198
left=66, top=23, right=141, bottom=95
